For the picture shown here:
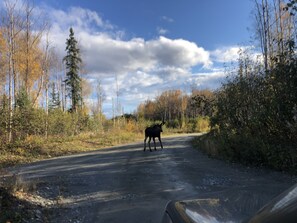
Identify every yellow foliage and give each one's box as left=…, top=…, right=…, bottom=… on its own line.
left=0, top=29, right=8, bottom=88
left=125, top=120, right=137, bottom=132
left=80, top=106, right=90, bottom=116
left=195, top=117, right=210, bottom=132
left=15, top=32, right=43, bottom=92
left=15, top=148, right=26, bottom=156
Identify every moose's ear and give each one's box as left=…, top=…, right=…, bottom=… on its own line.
left=161, top=121, right=165, bottom=126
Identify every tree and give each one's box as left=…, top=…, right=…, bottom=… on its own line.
left=0, top=29, right=7, bottom=94
left=49, top=82, right=61, bottom=110
left=90, top=80, right=105, bottom=129
left=254, top=0, right=295, bottom=71
left=21, top=0, right=47, bottom=95
left=2, top=0, right=23, bottom=142
left=63, top=27, right=82, bottom=113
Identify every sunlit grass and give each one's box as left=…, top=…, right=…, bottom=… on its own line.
left=0, top=130, right=144, bottom=169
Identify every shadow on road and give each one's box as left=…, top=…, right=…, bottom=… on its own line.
left=4, top=135, right=297, bottom=222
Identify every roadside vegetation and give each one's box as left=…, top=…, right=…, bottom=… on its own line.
left=194, top=0, right=297, bottom=173
left=0, top=104, right=211, bottom=169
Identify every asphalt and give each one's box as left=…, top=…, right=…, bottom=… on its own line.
left=4, top=134, right=297, bottom=222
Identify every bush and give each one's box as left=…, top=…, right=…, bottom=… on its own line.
left=195, top=116, right=210, bottom=132
left=184, top=117, right=210, bottom=133
left=167, top=119, right=180, bottom=128
left=48, top=109, right=73, bottom=136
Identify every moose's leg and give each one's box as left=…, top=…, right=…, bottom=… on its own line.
left=158, top=136, right=163, bottom=149
left=148, top=137, right=152, bottom=152
left=153, top=137, right=157, bottom=150
left=144, top=136, right=148, bottom=151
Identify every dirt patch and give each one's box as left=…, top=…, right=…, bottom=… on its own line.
left=0, top=173, right=56, bottom=223
left=0, top=186, right=46, bottom=223
left=0, top=172, right=84, bottom=223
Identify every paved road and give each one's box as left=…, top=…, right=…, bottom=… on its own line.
left=6, top=134, right=296, bottom=222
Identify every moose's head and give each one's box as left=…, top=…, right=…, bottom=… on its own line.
left=153, top=122, right=165, bottom=132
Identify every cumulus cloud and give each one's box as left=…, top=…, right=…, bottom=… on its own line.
left=149, top=36, right=212, bottom=69
left=81, top=35, right=212, bottom=76
left=50, top=6, right=114, bottom=31
left=188, top=70, right=227, bottom=89
left=211, top=46, right=242, bottom=63
left=211, top=46, right=263, bottom=66
left=50, top=26, right=211, bottom=78
left=40, top=5, right=232, bottom=114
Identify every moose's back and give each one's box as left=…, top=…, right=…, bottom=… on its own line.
left=145, top=124, right=163, bottom=138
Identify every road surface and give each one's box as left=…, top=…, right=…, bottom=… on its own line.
left=5, top=134, right=296, bottom=222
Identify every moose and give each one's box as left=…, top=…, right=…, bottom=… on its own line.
left=144, top=122, right=165, bottom=152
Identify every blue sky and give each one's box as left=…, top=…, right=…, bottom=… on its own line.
left=45, top=0, right=254, bottom=47
left=33, top=0, right=255, bottom=116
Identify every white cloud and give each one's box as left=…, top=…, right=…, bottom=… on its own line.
left=50, top=6, right=114, bottom=31
left=40, top=5, right=238, bottom=115
left=188, top=70, right=227, bottom=89
left=157, top=27, right=169, bottom=35
left=49, top=22, right=212, bottom=77
left=161, top=16, right=174, bottom=23
left=82, top=35, right=212, bottom=75
left=149, top=36, right=212, bottom=69
left=211, top=46, right=264, bottom=66
left=211, top=46, right=242, bottom=63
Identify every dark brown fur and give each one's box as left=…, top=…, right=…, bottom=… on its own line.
left=144, top=122, right=164, bottom=152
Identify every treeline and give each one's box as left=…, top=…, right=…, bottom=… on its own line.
left=136, top=89, right=213, bottom=132
left=0, top=0, right=54, bottom=143
left=204, top=0, right=297, bottom=172
left=0, top=1, right=104, bottom=145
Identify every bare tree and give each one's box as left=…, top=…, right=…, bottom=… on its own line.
left=254, top=0, right=295, bottom=70
left=41, top=31, right=56, bottom=138
left=96, top=80, right=105, bottom=122
left=91, top=80, right=106, bottom=130
left=2, top=0, right=23, bottom=142
left=254, top=0, right=270, bottom=71
left=21, top=0, right=49, bottom=104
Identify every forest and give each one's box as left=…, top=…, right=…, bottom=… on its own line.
left=0, top=0, right=296, bottom=173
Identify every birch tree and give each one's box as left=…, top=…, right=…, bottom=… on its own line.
left=2, top=0, right=23, bottom=142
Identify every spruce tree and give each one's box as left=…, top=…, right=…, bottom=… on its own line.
left=63, top=27, right=82, bottom=113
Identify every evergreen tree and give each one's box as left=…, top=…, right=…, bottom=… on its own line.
left=63, top=27, right=82, bottom=113
left=15, top=87, right=32, bottom=109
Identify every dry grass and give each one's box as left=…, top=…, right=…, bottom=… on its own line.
left=0, top=130, right=143, bottom=169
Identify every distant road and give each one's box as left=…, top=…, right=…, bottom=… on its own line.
left=6, top=134, right=296, bottom=222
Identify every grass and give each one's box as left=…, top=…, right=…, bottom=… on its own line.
left=191, top=131, right=220, bottom=157
left=0, top=130, right=144, bottom=169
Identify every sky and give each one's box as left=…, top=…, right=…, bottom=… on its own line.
left=6, top=0, right=257, bottom=117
